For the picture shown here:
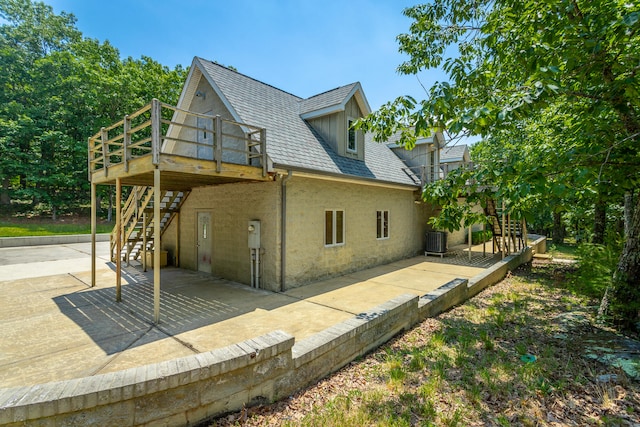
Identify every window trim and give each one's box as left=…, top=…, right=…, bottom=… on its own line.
left=325, top=209, right=345, bottom=247
left=376, top=210, right=389, bottom=240
left=346, top=117, right=357, bottom=153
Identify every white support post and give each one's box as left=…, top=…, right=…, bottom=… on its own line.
left=116, top=178, right=122, bottom=301
left=91, top=183, right=96, bottom=287
left=153, top=168, right=161, bottom=324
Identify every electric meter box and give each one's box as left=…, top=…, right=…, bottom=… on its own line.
left=248, top=220, right=261, bottom=249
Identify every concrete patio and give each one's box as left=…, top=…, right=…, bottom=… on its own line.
left=0, top=241, right=502, bottom=389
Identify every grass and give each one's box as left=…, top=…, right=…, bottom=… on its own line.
left=213, top=260, right=640, bottom=426
left=548, top=241, right=579, bottom=259
left=0, top=220, right=113, bottom=237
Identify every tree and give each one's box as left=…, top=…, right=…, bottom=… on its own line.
left=0, top=0, right=187, bottom=216
left=358, top=0, right=640, bottom=328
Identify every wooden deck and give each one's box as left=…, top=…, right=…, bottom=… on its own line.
left=87, top=99, right=272, bottom=322
left=88, top=99, right=272, bottom=190
left=90, top=153, right=272, bottom=190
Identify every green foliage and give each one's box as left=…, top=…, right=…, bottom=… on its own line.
left=359, top=0, right=640, bottom=327
left=569, top=243, right=620, bottom=299
left=468, top=229, right=492, bottom=245
left=0, top=0, right=187, bottom=216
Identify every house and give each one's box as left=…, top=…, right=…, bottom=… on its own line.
left=385, top=133, right=446, bottom=185
left=440, top=144, right=471, bottom=173
left=88, top=57, right=452, bottom=320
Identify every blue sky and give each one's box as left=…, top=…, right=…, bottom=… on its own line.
left=43, top=0, right=444, bottom=111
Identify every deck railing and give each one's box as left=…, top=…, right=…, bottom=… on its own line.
left=88, top=99, right=268, bottom=179
left=403, top=162, right=475, bottom=187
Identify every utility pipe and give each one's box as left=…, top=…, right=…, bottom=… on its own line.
left=280, top=171, right=293, bottom=292
left=256, top=249, right=260, bottom=289
left=250, top=248, right=254, bottom=288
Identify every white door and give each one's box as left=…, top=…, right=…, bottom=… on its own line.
left=197, top=212, right=212, bottom=273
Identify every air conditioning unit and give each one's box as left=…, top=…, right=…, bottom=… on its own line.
left=425, top=231, right=447, bottom=254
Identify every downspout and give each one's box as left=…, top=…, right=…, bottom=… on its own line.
left=280, top=170, right=293, bottom=292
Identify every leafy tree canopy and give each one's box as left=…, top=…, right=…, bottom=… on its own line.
left=358, top=0, right=640, bottom=327
left=0, top=0, right=187, bottom=215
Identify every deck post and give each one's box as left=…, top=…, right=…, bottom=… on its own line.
left=483, top=221, right=486, bottom=257
left=151, top=99, right=161, bottom=166
left=153, top=168, right=161, bottom=323
left=123, top=114, right=131, bottom=172
left=261, top=128, right=267, bottom=176
left=522, top=219, right=528, bottom=249
left=116, top=178, right=122, bottom=302
left=175, top=212, right=180, bottom=267
left=215, top=115, right=222, bottom=172
left=87, top=137, right=92, bottom=181
left=425, top=145, right=432, bottom=183
left=142, top=212, right=147, bottom=272
left=91, top=182, right=96, bottom=287
left=501, top=200, right=506, bottom=260
left=434, top=143, right=440, bottom=180
left=101, top=127, right=109, bottom=177
left=468, top=224, right=472, bottom=261
left=508, top=213, right=513, bottom=253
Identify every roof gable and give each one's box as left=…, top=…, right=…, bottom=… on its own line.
left=299, top=82, right=371, bottom=120
left=187, top=57, right=417, bottom=187
left=441, top=144, right=469, bottom=162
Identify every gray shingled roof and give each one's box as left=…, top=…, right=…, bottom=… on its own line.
left=299, top=83, right=359, bottom=116
left=441, top=144, right=468, bottom=162
left=196, top=58, right=418, bottom=187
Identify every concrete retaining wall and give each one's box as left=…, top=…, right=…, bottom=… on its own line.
left=0, top=236, right=546, bottom=426
left=0, top=234, right=110, bottom=248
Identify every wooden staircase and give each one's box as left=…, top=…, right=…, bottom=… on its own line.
left=110, top=186, right=190, bottom=263
left=485, top=199, right=525, bottom=254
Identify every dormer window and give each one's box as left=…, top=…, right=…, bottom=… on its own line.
left=347, top=118, right=357, bottom=153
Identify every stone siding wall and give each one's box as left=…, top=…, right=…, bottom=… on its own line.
left=284, top=176, right=432, bottom=288
left=163, top=181, right=281, bottom=291
left=164, top=175, right=436, bottom=291
left=0, top=296, right=419, bottom=427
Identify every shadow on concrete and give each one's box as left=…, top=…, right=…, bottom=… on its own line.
left=52, top=251, right=502, bottom=355
left=52, top=266, right=290, bottom=355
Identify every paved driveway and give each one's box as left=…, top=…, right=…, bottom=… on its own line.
left=0, top=242, right=499, bottom=388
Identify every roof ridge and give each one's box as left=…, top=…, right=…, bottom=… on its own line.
left=302, top=82, right=358, bottom=102
left=196, top=57, right=303, bottom=100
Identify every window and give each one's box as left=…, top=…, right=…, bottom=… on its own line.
left=347, top=118, right=357, bottom=153
left=325, top=210, right=345, bottom=246
left=376, top=210, right=389, bottom=239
